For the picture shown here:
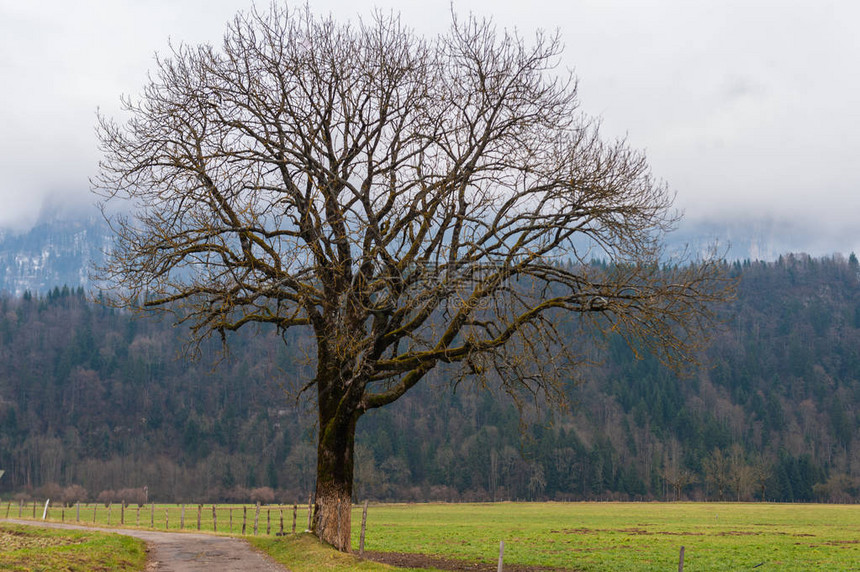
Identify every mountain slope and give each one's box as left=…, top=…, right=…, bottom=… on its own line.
left=0, top=217, right=110, bottom=296
left=0, top=255, right=857, bottom=503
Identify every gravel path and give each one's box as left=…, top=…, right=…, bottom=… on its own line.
left=1, top=519, right=289, bottom=572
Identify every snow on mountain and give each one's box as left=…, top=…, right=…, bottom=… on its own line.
left=0, top=209, right=853, bottom=296
left=0, top=215, right=110, bottom=296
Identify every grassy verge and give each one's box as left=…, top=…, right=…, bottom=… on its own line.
left=0, top=523, right=147, bottom=571
left=248, top=533, right=436, bottom=572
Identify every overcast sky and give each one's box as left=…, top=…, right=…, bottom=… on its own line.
left=1, top=0, right=857, bottom=250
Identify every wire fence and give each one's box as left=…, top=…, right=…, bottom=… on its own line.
left=2, top=499, right=313, bottom=536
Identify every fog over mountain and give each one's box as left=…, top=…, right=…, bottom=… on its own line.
left=1, top=1, right=858, bottom=246
left=0, top=204, right=854, bottom=297
left=670, top=216, right=859, bottom=263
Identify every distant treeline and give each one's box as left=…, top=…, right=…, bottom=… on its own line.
left=0, top=254, right=858, bottom=503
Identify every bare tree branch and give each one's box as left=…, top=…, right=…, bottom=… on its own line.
left=93, top=4, right=732, bottom=552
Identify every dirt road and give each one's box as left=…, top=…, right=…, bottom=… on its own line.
left=1, top=519, right=289, bottom=571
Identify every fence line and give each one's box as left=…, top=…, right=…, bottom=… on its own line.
left=1, top=500, right=325, bottom=537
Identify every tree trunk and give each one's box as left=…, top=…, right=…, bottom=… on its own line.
left=312, top=380, right=361, bottom=552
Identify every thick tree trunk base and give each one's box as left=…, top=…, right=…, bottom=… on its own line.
left=312, top=364, right=360, bottom=552
left=313, top=484, right=352, bottom=552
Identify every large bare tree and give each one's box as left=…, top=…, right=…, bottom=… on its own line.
left=94, top=5, right=728, bottom=551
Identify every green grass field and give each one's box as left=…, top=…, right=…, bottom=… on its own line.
left=352, top=502, right=860, bottom=571
left=5, top=501, right=858, bottom=571
left=0, top=523, right=147, bottom=571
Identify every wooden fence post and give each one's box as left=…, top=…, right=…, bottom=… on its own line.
left=76, top=502, right=80, bottom=523
left=267, top=508, right=271, bottom=535
left=107, top=502, right=112, bottom=525
left=497, top=540, right=504, bottom=572
left=292, top=504, right=297, bottom=533
left=279, top=508, right=284, bottom=535
left=213, top=504, right=218, bottom=532
left=94, top=504, right=98, bottom=524
left=242, top=506, right=247, bottom=535
left=18, top=500, right=23, bottom=518
left=165, top=508, right=169, bottom=530
left=197, top=504, right=202, bottom=531
left=4, top=501, right=10, bottom=518
left=306, top=494, right=312, bottom=531
left=254, top=502, right=260, bottom=536
left=121, top=501, right=125, bottom=525
left=137, top=505, right=140, bottom=526
left=678, top=546, right=685, bottom=572
left=229, top=508, right=233, bottom=533
left=359, top=500, right=369, bottom=557
left=61, top=507, right=65, bottom=522
left=150, top=503, right=154, bottom=528
left=32, top=501, right=36, bottom=518
left=181, top=504, right=185, bottom=529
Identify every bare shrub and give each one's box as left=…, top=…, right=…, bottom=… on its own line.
left=116, top=487, right=147, bottom=506
left=97, top=489, right=116, bottom=507
left=35, top=482, right=63, bottom=501
left=276, top=488, right=302, bottom=505
left=61, top=484, right=88, bottom=506
left=223, top=486, right=251, bottom=503
left=427, top=485, right=460, bottom=503
left=249, top=487, right=275, bottom=505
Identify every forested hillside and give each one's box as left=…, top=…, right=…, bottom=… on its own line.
left=0, top=254, right=858, bottom=503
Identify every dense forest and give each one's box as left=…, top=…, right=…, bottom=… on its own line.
left=0, top=253, right=858, bottom=504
